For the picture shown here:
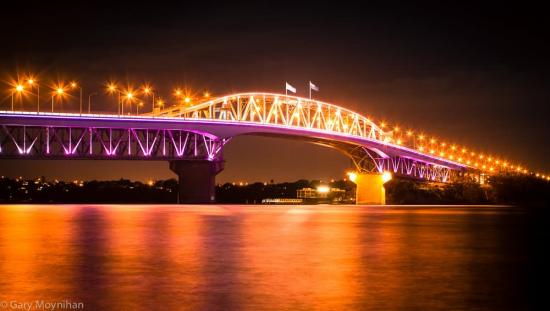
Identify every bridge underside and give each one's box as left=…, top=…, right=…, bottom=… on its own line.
left=337, top=144, right=457, bottom=182
left=0, top=125, right=225, bottom=160
left=254, top=133, right=461, bottom=183
left=0, top=124, right=227, bottom=203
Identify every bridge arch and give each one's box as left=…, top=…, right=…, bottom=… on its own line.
left=152, top=92, right=463, bottom=181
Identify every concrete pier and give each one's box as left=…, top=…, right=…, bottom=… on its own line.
left=353, top=172, right=387, bottom=205
left=169, top=160, right=224, bottom=203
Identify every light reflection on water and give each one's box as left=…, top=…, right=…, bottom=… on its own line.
left=0, top=205, right=528, bottom=310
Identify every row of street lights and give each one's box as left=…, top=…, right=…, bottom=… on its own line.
left=104, top=83, right=209, bottom=116
left=7, top=76, right=210, bottom=116
left=105, top=83, right=159, bottom=116
left=10, top=78, right=84, bottom=114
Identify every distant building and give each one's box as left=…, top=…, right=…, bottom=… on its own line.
left=296, top=187, right=317, bottom=198
left=297, top=186, right=347, bottom=203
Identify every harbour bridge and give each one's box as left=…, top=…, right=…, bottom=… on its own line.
left=0, top=92, right=522, bottom=204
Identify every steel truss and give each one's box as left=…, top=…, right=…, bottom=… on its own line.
left=151, top=93, right=469, bottom=182
left=312, top=143, right=453, bottom=182
left=154, top=93, right=390, bottom=142
left=345, top=146, right=452, bottom=182
left=0, top=125, right=226, bottom=161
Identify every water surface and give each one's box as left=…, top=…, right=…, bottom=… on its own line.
left=0, top=205, right=530, bottom=310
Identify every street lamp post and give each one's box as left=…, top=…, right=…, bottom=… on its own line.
left=174, top=89, right=183, bottom=108
left=88, top=92, right=97, bottom=114
left=151, top=92, right=155, bottom=115
left=71, top=82, right=83, bottom=115
left=37, top=84, right=40, bottom=113
left=52, top=87, right=64, bottom=112
left=122, top=94, right=128, bottom=115
left=107, top=83, right=121, bottom=116
left=143, top=86, right=155, bottom=116
left=122, top=91, right=133, bottom=115
left=156, top=99, right=164, bottom=114
left=27, top=78, right=40, bottom=113
left=12, top=84, right=24, bottom=111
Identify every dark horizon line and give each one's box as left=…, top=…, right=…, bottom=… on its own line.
left=0, top=175, right=348, bottom=184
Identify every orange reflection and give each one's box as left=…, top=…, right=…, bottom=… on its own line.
left=0, top=205, right=76, bottom=299
left=240, top=206, right=362, bottom=309
left=0, top=204, right=526, bottom=310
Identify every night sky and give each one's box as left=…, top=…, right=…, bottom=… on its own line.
left=1, top=2, right=548, bottom=182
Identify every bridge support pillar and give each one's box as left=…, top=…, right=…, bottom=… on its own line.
left=169, top=160, right=224, bottom=204
left=353, top=172, right=386, bottom=205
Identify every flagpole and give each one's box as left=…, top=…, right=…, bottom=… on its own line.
left=309, top=81, right=311, bottom=99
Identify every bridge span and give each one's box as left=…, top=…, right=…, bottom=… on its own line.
left=1, top=92, right=493, bottom=204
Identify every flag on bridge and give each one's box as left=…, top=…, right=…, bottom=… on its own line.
left=309, top=81, right=319, bottom=91
left=309, top=81, right=319, bottom=99
left=285, top=82, right=296, bottom=95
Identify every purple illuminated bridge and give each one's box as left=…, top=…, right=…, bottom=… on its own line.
left=0, top=92, right=470, bottom=203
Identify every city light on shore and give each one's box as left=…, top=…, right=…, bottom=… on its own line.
left=382, top=171, right=392, bottom=183
left=347, top=172, right=357, bottom=183
left=316, top=185, right=330, bottom=193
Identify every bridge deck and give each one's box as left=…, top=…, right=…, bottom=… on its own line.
left=0, top=111, right=467, bottom=170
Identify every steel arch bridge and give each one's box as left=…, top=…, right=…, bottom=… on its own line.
left=0, top=92, right=488, bottom=202
left=149, top=92, right=470, bottom=182
left=0, top=92, right=470, bottom=180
